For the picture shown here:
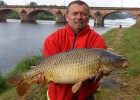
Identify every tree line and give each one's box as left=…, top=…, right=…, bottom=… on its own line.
left=0, top=0, right=7, bottom=5
left=106, top=12, right=133, bottom=20
left=7, top=11, right=55, bottom=20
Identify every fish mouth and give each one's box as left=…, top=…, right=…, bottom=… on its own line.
left=122, top=60, right=129, bottom=68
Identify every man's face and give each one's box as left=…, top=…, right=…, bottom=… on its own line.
left=66, top=4, right=90, bottom=33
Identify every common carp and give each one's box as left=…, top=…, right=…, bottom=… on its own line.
left=7, top=48, right=128, bottom=96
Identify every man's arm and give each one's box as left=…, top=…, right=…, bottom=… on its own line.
left=43, top=33, right=61, bottom=58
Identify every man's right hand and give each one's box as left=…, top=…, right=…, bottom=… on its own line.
left=31, top=66, right=45, bottom=84
left=36, top=74, right=45, bottom=84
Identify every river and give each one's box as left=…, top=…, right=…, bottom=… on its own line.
left=0, top=18, right=136, bottom=75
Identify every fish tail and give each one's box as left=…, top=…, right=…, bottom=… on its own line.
left=17, top=79, right=32, bottom=96
left=6, top=74, right=24, bottom=85
left=7, top=74, right=34, bottom=96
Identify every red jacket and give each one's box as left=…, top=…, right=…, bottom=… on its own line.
left=43, top=24, right=107, bottom=100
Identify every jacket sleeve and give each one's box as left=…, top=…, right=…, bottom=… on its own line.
left=43, top=32, right=61, bottom=58
left=91, top=33, right=107, bottom=50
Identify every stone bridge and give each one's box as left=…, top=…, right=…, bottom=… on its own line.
left=0, top=5, right=140, bottom=26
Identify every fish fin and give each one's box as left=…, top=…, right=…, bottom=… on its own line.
left=7, top=74, right=35, bottom=96
left=17, top=80, right=32, bottom=96
left=89, top=73, right=96, bottom=80
left=72, top=81, right=83, bottom=93
left=102, top=67, right=111, bottom=76
left=94, top=70, right=103, bottom=83
left=6, top=74, right=24, bottom=85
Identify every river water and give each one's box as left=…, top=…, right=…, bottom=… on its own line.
left=0, top=18, right=136, bottom=75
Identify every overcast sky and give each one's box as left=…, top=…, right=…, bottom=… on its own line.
left=2, top=0, right=140, bottom=8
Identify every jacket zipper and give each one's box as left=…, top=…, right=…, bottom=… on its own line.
left=72, top=32, right=78, bottom=100
left=72, top=32, right=78, bottom=49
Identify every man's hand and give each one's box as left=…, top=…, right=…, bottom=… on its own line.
left=36, top=74, right=45, bottom=84
left=31, top=66, right=45, bottom=84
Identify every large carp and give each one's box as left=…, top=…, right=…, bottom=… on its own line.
left=7, top=48, right=128, bottom=96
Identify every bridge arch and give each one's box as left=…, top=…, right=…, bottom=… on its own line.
left=25, top=10, right=55, bottom=23
left=0, top=9, right=20, bottom=22
left=103, top=11, right=135, bottom=27
left=21, top=9, right=66, bottom=23
left=93, top=10, right=137, bottom=27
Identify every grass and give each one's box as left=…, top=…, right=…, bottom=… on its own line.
left=0, top=56, right=43, bottom=100
left=94, top=21, right=140, bottom=100
left=127, top=67, right=140, bottom=77
left=0, top=75, right=7, bottom=93
left=0, top=87, right=18, bottom=100
left=136, top=96, right=140, bottom=100
left=132, top=18, right=140, bottom=29
left=6, top=56, right=42, bottom=77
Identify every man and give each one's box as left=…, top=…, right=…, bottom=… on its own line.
left=37, top=1, right=107, bottom=100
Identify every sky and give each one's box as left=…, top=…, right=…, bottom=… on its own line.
left=2, top=0, right=140, bottom=8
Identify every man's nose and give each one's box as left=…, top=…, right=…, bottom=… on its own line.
left=76, top=13, right=82, bottom=19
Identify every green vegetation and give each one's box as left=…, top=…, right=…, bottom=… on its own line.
left=128, top=67, right=140, bottom=77
left=0, top=74, right=7, bottom=93
left=29, top=2, right=37, bottom=6
left=136, top=96, right=140, bottom=100
left=21, top=9, right=27, bottom=13
left=106, top=12, right=133, bottom=20
left=6, top=10, right=55, bottom=20
left=0, top=56, right=42, bottom=99
left=7, top=11, right=20, bottom=19
left=37, top=12, right=55, bottom=20
left=94, top=20, right=140, bottom=99
left=132, top=18, right=140, bottom=29
left=0, top=0, right=7, bottom=6
left=6, top=56, right=42, bottom=77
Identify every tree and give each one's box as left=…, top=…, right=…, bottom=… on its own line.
left=0, top=0, right=7, bottom=6
left=29, top=2, right=37, bottom=6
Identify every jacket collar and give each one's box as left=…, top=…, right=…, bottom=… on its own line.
left=65, top=24, right=90, bottom=37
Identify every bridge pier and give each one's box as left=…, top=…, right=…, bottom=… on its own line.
left=55, top=10, right=66, bottom=23
left=94, top=19, right=104, bottom=27
left=0, top=19, right=6, bottom=22
left=94, top=11, right=104, bottom=27
left=20, top=11, right=36, bottom=23
left=0, top=12, right=7, bottom=22
left=55, top=17, right=66, bottom=23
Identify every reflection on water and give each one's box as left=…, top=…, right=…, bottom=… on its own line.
left=0, top=18, right=136, bottom=75
left=88, top=18, right=136, bottom=28
left=104, top=18, right=136, bottom=27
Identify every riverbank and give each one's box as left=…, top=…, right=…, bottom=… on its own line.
left=0, top=23, right=140, bottom=99
left=94, top=25, right=140, bottom=99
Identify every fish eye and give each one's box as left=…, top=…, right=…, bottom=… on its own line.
left=115, top=57, right=119, bottom=60
left=114, top=56, right=122, bottom=61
